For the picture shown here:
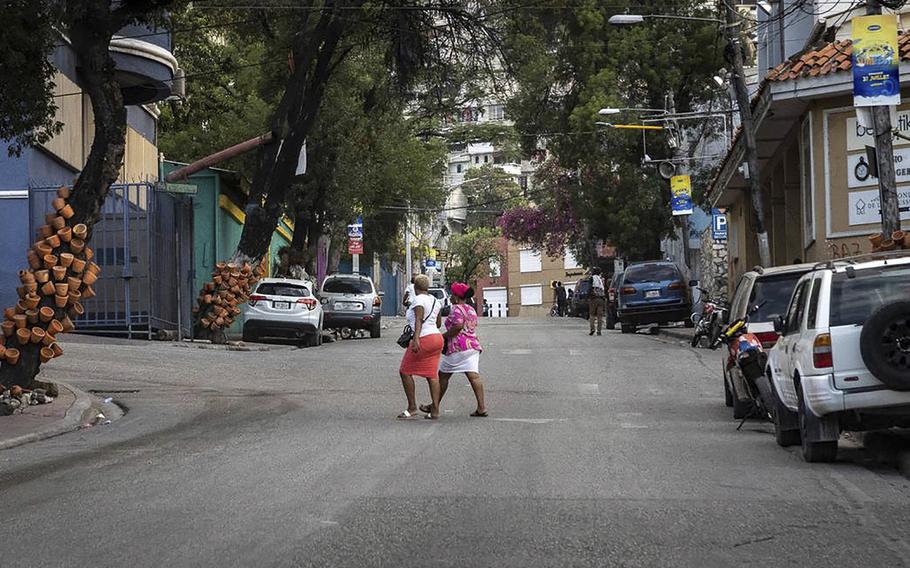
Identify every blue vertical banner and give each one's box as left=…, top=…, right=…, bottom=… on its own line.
left=711, top=208, right=728, bottom=240
left=670, top=174, right=693, bottom=216
left=852, top=15, right=900, bottom=107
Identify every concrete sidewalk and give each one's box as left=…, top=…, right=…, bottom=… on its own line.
left=0, top=382, right=96, bottom=451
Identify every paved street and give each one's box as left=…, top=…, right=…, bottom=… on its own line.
left=2, top=318, right=910, bottom=567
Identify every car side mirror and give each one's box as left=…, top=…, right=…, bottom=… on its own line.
left=773, top=315, right=785, bottom=334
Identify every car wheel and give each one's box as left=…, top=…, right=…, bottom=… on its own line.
left=771, top=378, right=800, bottom=447
left=798, top=390, right=838, bottom=463
left=620, top=323, right=635, bottom=334
left=606, top=310, right=617, bottom=330
left=370, top=323, right=381, bottom=339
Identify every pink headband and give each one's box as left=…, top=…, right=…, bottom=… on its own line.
left=451, top=282, right=470, bottom=298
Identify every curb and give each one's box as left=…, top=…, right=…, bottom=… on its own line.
left=657, top=327, right=694, bottom=344
left=0, top=381, right=95, bottom=451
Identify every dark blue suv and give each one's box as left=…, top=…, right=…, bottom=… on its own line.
left=616, top=261, right=692, bottom=334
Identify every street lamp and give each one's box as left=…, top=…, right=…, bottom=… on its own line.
left=607, top=14, right=732, bottom=27
left=598, top=107, right=666, bottom=116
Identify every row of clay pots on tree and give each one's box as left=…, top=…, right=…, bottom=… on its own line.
left=0, top=186, right=99, bottom=368
left=194, top=261, right=263, bottom=331
left=869, top=230, right=910, bottom=252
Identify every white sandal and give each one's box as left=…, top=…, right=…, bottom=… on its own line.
left=396, top=410, right=419, bottom=420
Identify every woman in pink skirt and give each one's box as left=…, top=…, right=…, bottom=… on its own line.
left=398, top=274, right=444, bottom=419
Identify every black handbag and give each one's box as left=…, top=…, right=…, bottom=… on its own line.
left=398, top=298, right=436, bottom=349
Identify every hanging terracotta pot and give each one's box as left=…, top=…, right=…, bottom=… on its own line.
left=35, top=269, right=50, bottom=283
left=3, top=307, right=16, bottom=321
left=54, top=282, right=69, bottom=297
left=83, top=271, right=97, bottom=286
left=53, top=266, right=67, bottom=281
left=45, top=212, right=57, bottom=225
left=70, top=239, right=85, bottom=254
left=51, top=197, right=66, bottom=211
left=59, top=204, right=74, bottom=219
left=16, top=286, right=26, bottom=300
left=84, top=247, right=94, bottom=261
left=18, top=270, right=35, bottom=284
left=25, top=309, right=38, bottom=324
left=87, top=262, right=100, bottom=275
left=881, top=239, right=897, bottom=251
left=38, top=224, right=53, bottom=239
left=0, top=345, right=5, bottom=360
left=2, top=321, right=15, bottom=337
left=57, top=226, right=72, bottom=243
left=6, top=347, right=20, bottom=365
left=67, top=276, right=82, bottom=290
left=82, top=286, right=96, bottom=300
left=50, top=342, right=63, bottom=358
left=61, top=316, right=75, bottom=333
left=44, top=234, right=61, bottom=248
left=869, top=233, right=884, bottom=248
left=23, top=295, right=40, bottom=310
left=39, top=306, right=54, bottom=323
left=213, top=275, right=223, bottom=285
left=73, top=223, right=88, bottom=240
left=13, top=314, right=26, bottom=329
left=30, top=327, right=45, bottom=344
left=41, top=281, right=56, bottom=296
left=16, top=328, right=30, bottom=345
left=50, top=216, right=66, bottom=230
left=69, top=301, right=84, bottom=317
left=59, top=253, right=74, bottom=268
left=43, top=254, right=58, bottom=269
left=216, top=262, right=226, bottom=271
left=27, top=251, right=42, bottom=270
left=203, top=294, right=213, bottom=304
left=54, top=294, right=68, bottom=308
left=71, top=257, right=86, bottom=273
left=42, top=332, right=55, bottom=347
left=24, top=282, right=38, bottom=295
left=39, top=346, right=54, bottom=364
left=57, top=186, right=70, bottom=199
left=892, top=230, right=905, bottom=244
left=48, top=319, right=64, bottom=335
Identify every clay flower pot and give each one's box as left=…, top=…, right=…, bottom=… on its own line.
left=54, top=282, right=68, bottom=297
left=39, top=306, right=54, bottom=323
left=212, top=275, right=222, bottom=285
left=903, top=233, right=910, bottom=249
left=52, top=266, right=67, bottom=281
left=4, top=307, right=16, bottom=321
left=6, top=348, right=20, bottom=365
left=27, top=252, right=42, bottom=270
left=35, top=269, right=50, bottom=283
left=59, top=204, right=75, bottom=219
left=48, top=319, right=64, bottom=335
left=16, top=328, right=30, bottom=345
left=71, top=257, right=86, bottom=273
left=45, top=212, right=57, bottom=225
left=38, top=224, right=53, bottom=239
left=18, top=270, right=35, bottom=284
left=68, top=291, right=82, bottom=306
left=57, top=226, right=72, bottom=243
left=13, top=314, right=27, bottom=329
left=57, top=185, right=70, bottom=199
left=881, top=239, right=897, bottom=251
left=73, top=223, right=88, bottom=240
left=50, top=343, right=63, bottom=358
left=61, top=316, right=75, bottom=333
left=25, top=309, right=38, bottom=324
left=39, top=347, right=54, bottom=364
left=83, top=271, right=97, bottom=286
left=81, top=286, right=96, bottom=300
left=15, top=286, right=26, bottom=300
left=869, top=233, right=884, bottom=248
left=54, top=294, right=68, bottom=308
left=50, top=216, right=66, bottom=230
left=67, top=276, right=82, bottom=290
left=24, top=282, right=38, bottom=294
left=30, top=327, right=45, bottom=344
left=70, top=239, right=85, bottom=254
left=51, top=197, right=66, bottom=211
left=69, top=302, right=84, bottom=318
left=24, top=295, right=40, bottom=310
left=59, top=253, right=74, bottom=268
left=87, top=262, right=100, bottom=275
left=893, top=230, right=905, bottom=244
left=84, top=247, right=94, bottom=261
left=41, top=281, right=56, bottom=296
left=43, top=254, right=58, bottom=269
left=15, top=300, right=27, bottom=313
left=41, top=332, right=55, bottom=347
left=2, top=321, right=15, bottom=337
left=44, top=234, right=61, bottom=248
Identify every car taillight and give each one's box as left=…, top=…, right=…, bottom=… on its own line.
left=668, top=281, right=684, bottom=290
left=753, top=331, right=779, bottom=348
left=622, top=287, right=636, bottom=295
left=297, top=298, right=318, bottom=310
left=373, top=296, right=382, bottom=307
left=813, top=333, right=833, bottom=369
left=249, top=294, right=266, bottom=306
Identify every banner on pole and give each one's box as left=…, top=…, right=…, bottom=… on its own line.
left=348, top=237, right=364, bottom=255
left=670, top=175, right=694, bottom=216
left=852, top=15, right=900, bottom=107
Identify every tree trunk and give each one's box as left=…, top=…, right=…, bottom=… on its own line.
left=0, top=4, right=127, bottom=389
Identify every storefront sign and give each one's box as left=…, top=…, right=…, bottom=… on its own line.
left=847, top=147, right=910, bottom=188
left=847, top=112, right=910, bottom=151
left=852, top=15, right=901, bottom=107
left=848, top=188, right=910, bottom=225
left=670, top=175, right=693, bottom=216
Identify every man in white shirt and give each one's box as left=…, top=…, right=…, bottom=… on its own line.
left=589, top=267, right=606, bottom=336
left=402, top=276, right=416, bottom=308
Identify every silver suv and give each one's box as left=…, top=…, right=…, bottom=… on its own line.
left=243, top=278, right=323, bottom=346
left=319, top=274, right=382, bottom=338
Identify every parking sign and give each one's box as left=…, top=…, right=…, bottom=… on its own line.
left=711, top=208, right=727, bottom=240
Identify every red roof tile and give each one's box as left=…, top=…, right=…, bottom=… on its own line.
left=770, top=30, right=910, bottom=83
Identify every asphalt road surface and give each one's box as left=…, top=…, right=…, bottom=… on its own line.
left=2, top=318, right=910, bottom=567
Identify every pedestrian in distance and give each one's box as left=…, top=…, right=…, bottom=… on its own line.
left=555, top=281, right=567, bottom=317
left=589, top=268, right=606, bottom=336
left=402, top=276, right=416, bottom=309
left=398, top=274, right=444, bottom=420
left=420, top=282, right=487, bottom=417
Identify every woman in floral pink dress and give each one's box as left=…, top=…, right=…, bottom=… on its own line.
left=421, top=282, right=487, bottom=417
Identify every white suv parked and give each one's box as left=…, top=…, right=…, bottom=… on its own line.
left=767, top=252, right=910, bottom=462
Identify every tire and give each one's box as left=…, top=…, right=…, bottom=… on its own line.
left=753, top=374, right=774, bottom=421
left=684, top=318, right=695, bottom=328
left=242, top=327, right=257, bottom=343
left=859, top=301, right=910, bottom=390
left=306, top=332, right=320, bottom=347
left=691, top=331, right=703, bottom=348
left=798, top=390, right=838, bottom=463
left=606, top=310, right=617, bottom=330
left=370, top=322, right=381, bottom=339
left=771, top=377, right=800, bottom=447
left=724, top=373, right=734, bottom=407
left=620, top=323, right=635, bottom=334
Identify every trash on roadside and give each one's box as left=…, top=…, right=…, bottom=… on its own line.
left=103, top=397, right=113, bottom=404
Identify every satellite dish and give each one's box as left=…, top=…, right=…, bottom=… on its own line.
left=658, top=161, right=676, bottom=180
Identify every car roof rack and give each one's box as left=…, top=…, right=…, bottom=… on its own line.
left=811, top=249, right=910, bottom=271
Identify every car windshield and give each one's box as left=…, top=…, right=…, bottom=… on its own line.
left=623, top=265, right=679, bottom=284
left=323, top=278, right=373, bottom=294
left=829, top=265, right=910, bottom=326
left=256, top=283, right=311, bottom=297
left=748, top=273, right=805, bottom=322
left=428, top=289, right=447, bottom=300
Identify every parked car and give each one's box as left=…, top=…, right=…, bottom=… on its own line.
left=606, top=271, right=623, bottom=330
left=243, top=278, right=323, bottom=346
left=319, top=273, right=382, bottom=338
left=570, top=276, right=593, bottom=318
left=616, top=261, right=692, bottom=334
left=722, top=263, right=815, bottom=417
left=767, top=253, right=910, bottom=463
left=428, top=287, right=451, bottom=316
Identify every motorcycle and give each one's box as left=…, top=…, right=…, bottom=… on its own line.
left=690, top=290, right=727, bottom=348
left=712, top=301, right=775, bottom=424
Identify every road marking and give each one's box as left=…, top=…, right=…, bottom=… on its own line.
left=319, top=520, right=339, bottom=526
left=492, top=418, right=566, bottom=424
left=619, top=423, right=649, bottom=429
left=578, top=383, right=600, bottom=395
left=502, top=349, right=532, bottom=355
left=569, top=349, right=581, bottom=356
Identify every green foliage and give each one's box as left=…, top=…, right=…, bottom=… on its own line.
left=0, top=1, right=61, bottom=156
left=461, top=164, right=523, bottom=228
left=446, top=227, right=502, bottom=285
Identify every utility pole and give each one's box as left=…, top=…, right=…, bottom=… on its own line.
left=867, top=0, right=902, bottom=238
left=405, top=201, right=413, bottom=285
left=722, top=1, right=772, bottom=267
left=667, top=92, right=692, bottom=278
